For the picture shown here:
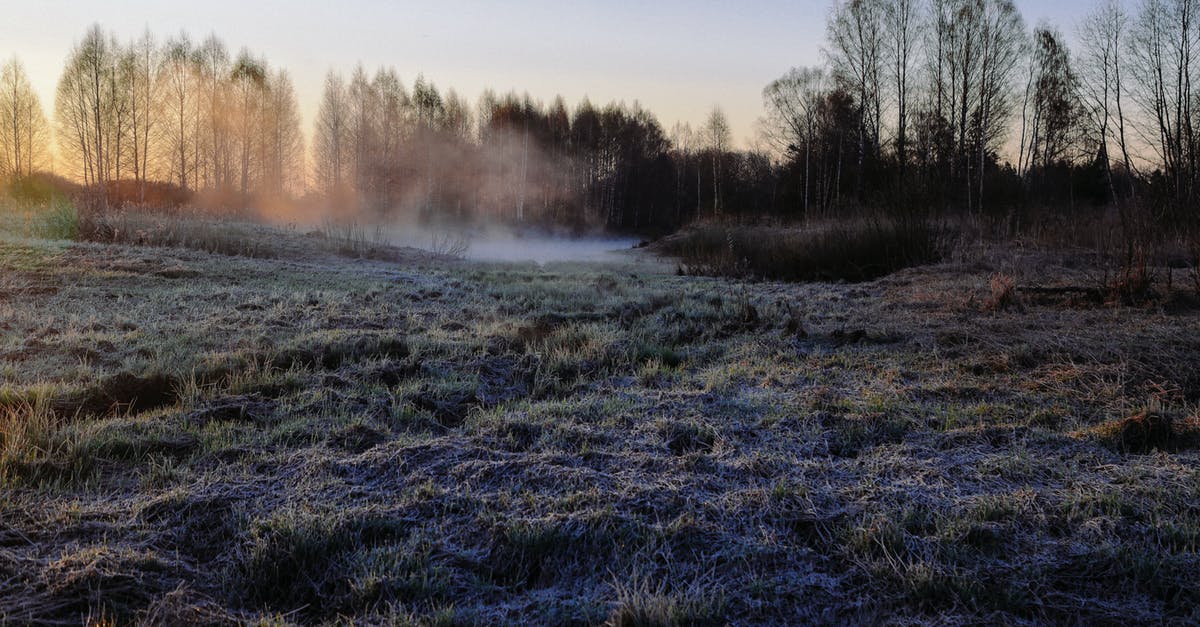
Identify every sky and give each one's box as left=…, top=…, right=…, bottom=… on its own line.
left=0, top=0, right=1095, bottom=150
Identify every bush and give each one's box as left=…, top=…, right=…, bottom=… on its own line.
left=39, top=201, right=80, bottom=241
left=659, top=218, right=946, bottom=282
left=985, top=273, right=1018, bottom=311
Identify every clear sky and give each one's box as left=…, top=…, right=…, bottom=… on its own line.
left=0, top=0, right=1096, bottom=149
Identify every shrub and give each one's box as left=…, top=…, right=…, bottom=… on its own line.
left=39, top=200, right=80, bottom=241
left=77, top=211, right=279, bottom=258
left=985, top=273, right=1018, bottom=311
left=659, top=218, right=946, bottom=282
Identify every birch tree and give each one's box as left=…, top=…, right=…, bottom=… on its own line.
left=0, top=58, right=50, bottom=179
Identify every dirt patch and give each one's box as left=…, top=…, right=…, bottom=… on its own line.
left=139, top=493, right=243, bottom=562
left=272, top=334, right=410, bottom=371
left=408, top=388, right=477, bottom=427
left=66, top=372, right=180, bottom=417
left=328, top=423, right=388, bottom=453
left=183, top=396, right=276, bottom=428
left=155, top=266, right=200, bottom=279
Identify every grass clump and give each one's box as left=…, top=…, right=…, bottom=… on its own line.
left=607, top=578, right=726, bottom=627
left=235, top=511, right=423, bottom=618
left=660, top=218, right=945, bottom=282
left=1087, top=410, right=1200, bottom=454
left=656, top=419, right=717, bottom=456
left=0, top=389, right=66, bottom=484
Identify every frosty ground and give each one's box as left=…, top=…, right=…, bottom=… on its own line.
left=1, top=224, right=1198, bottom=625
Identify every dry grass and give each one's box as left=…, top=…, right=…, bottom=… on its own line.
left=984, top=272, right=1017, bottom=311
left=0, top=387, right=70, bottom=484
left=0, top=220, right=1198, bottom=624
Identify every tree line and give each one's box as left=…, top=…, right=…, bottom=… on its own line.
left=761, top=0, right=1200, bottom=233
left=3, top=3, right=1200, bottom=232
left=47, top=26, right=305, bottom=208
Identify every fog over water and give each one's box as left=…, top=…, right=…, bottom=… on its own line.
left=384, top=225, right=642, bottom=264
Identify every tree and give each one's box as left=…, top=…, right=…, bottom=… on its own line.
left=1020, top=25, right=1079, bottom=177
left=0, top=58, right=49, bottom=179
left=346, top=65, right=377, bottom=201
left=229, top=50, right=267, bottom=205
left=261, top=68, right=304, bottom=196
left=313, top=71, right=350, bottom=196
left=828, top=0, right=885, bottom=193
left=1130, top=0, right=1198, bottom=205
left=669, top=121, right=697, bottom=223
left=412, top=75, right=444, bottom=215
left=920, top=0, right=1024, bottom=212
left=703, top=106, right=732, bottom=214
left=1078, top=0, right=1136, bottom=201
left=371, top=67, right=409, bottom=208
left=158, top=34, right=196, bottom=191
left=123, top=30, right=160, bottom=201
left=763, top=66, right=828, bottom=214
left=195, top=35, right=231, bottom=190
left=883, top=0, right=919, bottom=170
left=55, top=25, right=120, bottom=194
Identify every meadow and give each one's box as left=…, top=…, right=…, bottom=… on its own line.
left=1, top=205, right=1199, bottom=625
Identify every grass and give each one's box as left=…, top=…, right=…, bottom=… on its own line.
left=0, top=216, right=1198, bottom=623
left=608, top=577, right=726, bottom=626
left=0, top=198, right=80, bottom=241
left=0, top=387, right=69, bottom=484
left=2, top=198, right=435, bottom=263
left=659, top=217, right=946, bottom=282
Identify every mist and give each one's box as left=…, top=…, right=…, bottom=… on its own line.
left=382, top=224, right=642, bottom=263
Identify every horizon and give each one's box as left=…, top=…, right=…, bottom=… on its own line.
left=2, top=0, right=1090, bottom=159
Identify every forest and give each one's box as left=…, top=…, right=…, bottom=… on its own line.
left=0, top=0, right=1194, bottom=239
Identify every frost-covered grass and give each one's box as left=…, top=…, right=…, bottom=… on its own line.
left=0, top=222, right=1198, bottom=624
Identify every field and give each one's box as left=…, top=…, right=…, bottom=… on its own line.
left=1, top=218, right=1199, bottom=625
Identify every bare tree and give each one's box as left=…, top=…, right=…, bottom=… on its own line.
left=704, top=106, right=732, bottom=215
left=412, top=75, right=444, bottom=215
left=883, top=0, right=919, bottom=170
left=763, top=66, right=828, bottom=214
left=55, top=25, right=121, bottom=195
left=158, top=34, right=196, bottom=191
left=261, top=69, right=304, bottom=197
left=313, top=71, right=350, bottom=196
left=0, top=58, right=50, bottom=179
left=1020, top=25, right=1079, bottom=177
left=346, top=65, right=378, bottom=202
left=372, top=67, right=410, bottom=207
left=828, top=0, right=885, bottom=193
left=920, top=0, right=1024, bottom=212
left=1078, top=0, right=1136, bottom=201
left=669, top=121, right=696, bottom=223
left=123, top=30, right=159, bottom=201
left=195, top=35, right=231, bottom=190
left=1130, top=0, right=1198, bottom=203
left=229, top=50, right=266, bottom=206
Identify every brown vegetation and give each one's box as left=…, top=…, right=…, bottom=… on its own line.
left=660, top=218, right=945, bottom=282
